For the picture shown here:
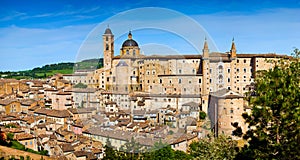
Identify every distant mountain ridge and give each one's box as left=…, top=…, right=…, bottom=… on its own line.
left=0, top=58, right=103, bottom=79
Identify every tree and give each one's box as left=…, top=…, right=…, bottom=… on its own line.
left=174, top=150, right=192, bottom=160
left=235, top=48, right=300, bottom=159
left=73, top=83, right=87, bottom=88
left=151, top=145, right=175, bottom=160
left=199, top=111, right=207, bottom=120
left=119, top=137, right=141, bottom=159
left=142, top=139, right=191, bottom=160
left=189, top=134, right=238, bottom=159
left=103, top=138, right=118, bottom=160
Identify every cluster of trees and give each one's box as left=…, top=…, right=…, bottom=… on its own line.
left=73, top=58, right=103, bottom=70
left=103, top=135, right=238, bottom=160
left=233, top=48, right=300, bottom=159
left=32, top=63, right=74, bottom=72
left=103, top=49, right=300, bottom=159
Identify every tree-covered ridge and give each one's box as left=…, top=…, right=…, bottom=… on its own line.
left=0, top=58, right=103, bottom=79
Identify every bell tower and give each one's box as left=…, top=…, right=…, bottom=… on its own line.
left=201, top=37, right=210, bottom=113
left=230, top=38, right=237, bottom=91
left=230, top=38, right=237, bottom=59
left=103, top=26, right=114, bottom=70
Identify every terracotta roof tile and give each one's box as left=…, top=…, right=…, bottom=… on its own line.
left=59, top=143, right=75, bottom=152
left=14, top=133, right=35, bottom=141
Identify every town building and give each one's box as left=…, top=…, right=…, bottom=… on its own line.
left=65, top=27, right=290, bottom=138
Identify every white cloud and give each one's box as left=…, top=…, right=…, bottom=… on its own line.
left=0, top=11, right=27, bottom=21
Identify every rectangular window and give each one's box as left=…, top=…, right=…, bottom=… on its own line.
left=199, top=79, right=201, bottom=83
left=179, top=79, right=182, bottom=84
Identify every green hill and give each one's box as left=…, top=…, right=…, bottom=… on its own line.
left=0, top=58, right=103, bottom=80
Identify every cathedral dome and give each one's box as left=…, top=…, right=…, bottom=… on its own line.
left=122, top=39, right=139, bottom=47
left=122, top=31, right=139, bottom=47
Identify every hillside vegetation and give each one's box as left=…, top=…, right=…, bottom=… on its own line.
left=0, top=58, right=103, bottom=80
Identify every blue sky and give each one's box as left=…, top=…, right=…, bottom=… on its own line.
left=0, top=0, right=300, bottom=71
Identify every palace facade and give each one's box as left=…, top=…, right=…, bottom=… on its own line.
left=63, top=27, right=290, bottom=137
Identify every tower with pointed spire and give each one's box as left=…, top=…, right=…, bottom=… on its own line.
left=202, top=37, right=209, bottom=59
left=230, top=38, right=236, bottom=59
left=201, top=38, right=210, bottom=110
left=103, top=26, right=114, bottom=70
left=229, top=38, right=237, bottom=90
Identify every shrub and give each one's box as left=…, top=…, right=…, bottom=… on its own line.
left=199, top=111, right=206, bottom=120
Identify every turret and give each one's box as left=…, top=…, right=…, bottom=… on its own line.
left=202, top=37, right=209, bottom=59
left=230, top=38, right=236, bottom=59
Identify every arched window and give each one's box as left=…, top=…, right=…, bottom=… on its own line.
left=218, top=65, right=223, bottom=73
left=126, top=50, right=129, bottom=55
left=218, top=75, right=223, bottom=84
left=106, top=44, right=109, bottom=50
left=133, top=50, right=136, bottom=56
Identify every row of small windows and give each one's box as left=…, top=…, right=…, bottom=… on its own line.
left=209, top=68, right=250, bottom=73
left=236, top=68, right=248, bottom=73
left=237, top=59, right=247, bottom=63
left=72, top=79, right=98, bottom=84
left=157, top=87, right=202, bottom=92
left=155, top=79, right=202, bottom=84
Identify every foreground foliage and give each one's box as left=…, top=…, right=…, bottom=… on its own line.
left=235, top=48, right=300, bottom=159
left=103, top=136, right=235, bottom=160
left=189, top=134, right=238, bottom=160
